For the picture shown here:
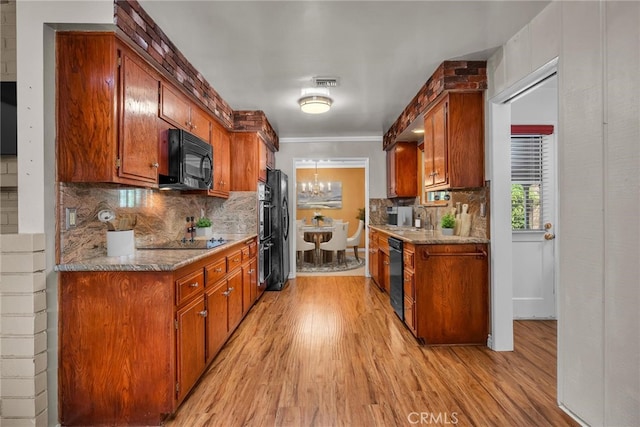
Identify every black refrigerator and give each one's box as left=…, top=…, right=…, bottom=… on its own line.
left=266, top=169, right=290, bottom=291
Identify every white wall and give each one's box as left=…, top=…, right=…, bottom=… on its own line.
left=17, top=2, right=115, bottom=424
left=277, top=139, right=384, bottom=278
left=488, top=1, right=640, bottom=425
left=277, top=139, right=386, bottom=198
left=510, top=84, right=557, bottom=126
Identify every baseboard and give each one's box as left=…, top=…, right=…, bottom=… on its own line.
left=558, top=404, right=589, bottom=427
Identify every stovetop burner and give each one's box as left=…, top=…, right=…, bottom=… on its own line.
left=137, top=237, right=229, bottom=250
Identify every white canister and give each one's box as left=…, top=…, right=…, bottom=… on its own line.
left=107, top=230, right=135, bottom=257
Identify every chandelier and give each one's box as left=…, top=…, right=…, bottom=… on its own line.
left=300, top=161, right=331, bottom=196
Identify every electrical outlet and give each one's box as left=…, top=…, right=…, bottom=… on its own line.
left=66, top=208, right=77, bottom=229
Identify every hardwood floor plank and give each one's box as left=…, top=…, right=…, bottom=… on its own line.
left=165, top=277, right=576, bottom=427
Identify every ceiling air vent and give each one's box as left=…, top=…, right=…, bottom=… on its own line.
left=313, top=77, right=340, bottom=88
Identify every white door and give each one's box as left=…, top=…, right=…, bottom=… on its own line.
left=510, top=77, right=558, bottom=319
left=511, top=133, right=557, bottom=319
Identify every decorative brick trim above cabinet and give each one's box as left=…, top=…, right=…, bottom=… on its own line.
left=233, top=110, right=279, bottom=151
left=114, top=0, right=234, bottom=130
left=383, top=60, right=487, bottom=149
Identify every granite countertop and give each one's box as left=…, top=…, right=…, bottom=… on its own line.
left=369, top=225, right=489, bottom=245
left=55, top=233, right=258, bottom=272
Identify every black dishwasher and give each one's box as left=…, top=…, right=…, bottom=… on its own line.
left=388, top=237, right=404, bottom=320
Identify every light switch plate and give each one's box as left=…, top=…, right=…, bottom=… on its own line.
left=66, top=208, right=77, bottom=229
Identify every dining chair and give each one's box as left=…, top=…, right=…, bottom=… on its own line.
left=346, top=219, right=364, bottom=261
left=296, top=222, right=315, bottom=264
left=319, top=222, right=349, bottom=267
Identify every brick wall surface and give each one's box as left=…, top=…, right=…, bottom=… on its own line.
left=1, top=157, right=18, bottom=234
left=383, top=60, right=487, bottom=149
left=0, top=234, right=48, bottom=426
left=114, top=0, right=236, bottom=130
left=233, top=110, right=279, bottom=150
left=0, top=0, right=17, bottom=81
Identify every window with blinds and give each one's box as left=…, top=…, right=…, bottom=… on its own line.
left=511, top=134, right=551, bottom=231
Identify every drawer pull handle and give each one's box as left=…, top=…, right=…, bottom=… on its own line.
left=214, top=267, right=223, bottom=273
left=198, top=310, right=207, bottom=317
left=189, top=282, right=199, bottom=288
left=151, top=162, right=159, bottom=168
left=233, top=258, right=240, bottom=262
left=228, top=287, right=235, bottom=292
left=421, top=249, right=487, bottom=260
left=248, top=269, right=255, bottom=274
left=222, top=290, right=230, bottom=297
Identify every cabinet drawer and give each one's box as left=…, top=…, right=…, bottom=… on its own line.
left=205, top=258, right=226, bottom=287
left=248, top=241, right=257, bottom=258
left=403, top=270, right=415, bottom=299
left=227, top=249, right=243, bottom=272
left=403, top=249, right=415, bottom=270
left=241, top=246, right=250, bottom=262
left=378, top=235, right=390, bottom=255
left=404, top=296, right=416, bottom=335
left=176, top=269, right=204, bottom=305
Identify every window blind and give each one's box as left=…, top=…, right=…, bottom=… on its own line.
left=511, top=135, right=551, bottom=231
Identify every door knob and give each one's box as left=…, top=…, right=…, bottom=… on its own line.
left=544, top=223, right=553, bottom=230
left=544, top=233, right=556, bottom=240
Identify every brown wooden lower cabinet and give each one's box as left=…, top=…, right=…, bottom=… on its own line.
left=406, top=243, right=489, bottom=345
left=58, top=237, right=258, bottom=426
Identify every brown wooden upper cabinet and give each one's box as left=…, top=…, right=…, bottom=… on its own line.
left=210, top=121, right=231, bottom=197
left=386, top=141, right=417, bottom=198
left=230, top=132, right=275, bottom=190
left=57, top=32, right=161, bottom=187
left=423, top=91, right=484, bottom=193
left=160, top=83, right=212, bottom=143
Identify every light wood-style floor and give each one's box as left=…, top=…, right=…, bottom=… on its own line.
left=166, top=276, right=577, bottom=427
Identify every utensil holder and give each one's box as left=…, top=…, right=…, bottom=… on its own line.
left=107, top=230, right=135, bottom=257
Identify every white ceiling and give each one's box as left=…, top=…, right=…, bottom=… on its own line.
left=138, top=0, right=550, bottom=141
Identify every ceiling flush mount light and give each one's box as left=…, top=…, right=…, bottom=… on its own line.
left=299, top=95, right=332, bottom=114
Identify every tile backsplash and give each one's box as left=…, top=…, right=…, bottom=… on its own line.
left=370, top=184, right=490, bottom=238
left=58, top=183, right=257, bottom=263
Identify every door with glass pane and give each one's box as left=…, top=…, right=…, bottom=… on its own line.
left=511, top=130, right=557, bottom=319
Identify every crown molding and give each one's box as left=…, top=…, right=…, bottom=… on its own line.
left=279, top=136, right=383, bottom=144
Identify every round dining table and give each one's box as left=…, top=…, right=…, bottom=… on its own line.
left=300, top=225, right=334, bottom=264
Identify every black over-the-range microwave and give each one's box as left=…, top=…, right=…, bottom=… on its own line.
left=159, top=129, right=213, bottom=190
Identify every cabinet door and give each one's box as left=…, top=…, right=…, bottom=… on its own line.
left=205, top=280, right=229, bottom=364
left=230, top=132, right=260, bottom=191
left=249, top=258, right=258, bottom=307
left=258, top=138, right=268, bottom=183
left=266, top=148, right=276, bottom=170
left=432, top=100, right=448, bottom=187
left=160, top=83, right=191, bottom=131
left=417, top=244, right=488, bottom=345
left=210, top=122, right=230, bottom=197
left=227, top=269, right=244, bottom=333
left=424, top=112, right=435, bottom=187
left=424, top=98, right=447, bottom=188
left=176, top=296, right=206, bottom=402
left=380, top=252, right=390, bottom=294
left=387, top=142, right=417, bottom=197
left=242, top=262, right=253, bottom=315
left=368, top=230, right=379, bottom=285
left=403, top=269, right=416, bottom=335
left=119, top=50, right=160, bottom=183
left=386, top=148, right=396, bottom=197
left=189, top=105, right=211, bottom=143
